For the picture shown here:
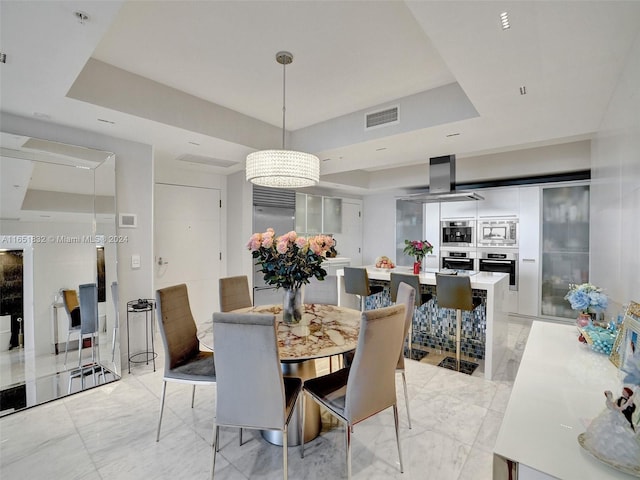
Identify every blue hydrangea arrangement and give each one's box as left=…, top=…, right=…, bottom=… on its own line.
left=564, top=282, right=608, bottom=314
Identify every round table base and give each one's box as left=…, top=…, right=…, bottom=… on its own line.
left=261, top=359, right=320, bottom=446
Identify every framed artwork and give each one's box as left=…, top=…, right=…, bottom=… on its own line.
left=610, top=301, right=640, bottom=370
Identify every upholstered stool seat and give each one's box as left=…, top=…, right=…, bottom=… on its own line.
left=343, top=267, right=383, bottom=311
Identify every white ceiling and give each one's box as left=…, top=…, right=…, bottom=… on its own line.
left=1, top=0, right=639, bottom=192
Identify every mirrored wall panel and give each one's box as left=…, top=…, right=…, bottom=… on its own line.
left=0, top=132, right=119, bottom=415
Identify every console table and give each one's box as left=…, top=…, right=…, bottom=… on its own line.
left=493, top=321, right=631, bottom=479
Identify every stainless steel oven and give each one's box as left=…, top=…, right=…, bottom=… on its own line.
left=478, top=251, right=518, bottom=290
left=441, top=250, right=476, bottom=271
left=441, top=220, right=475, bottom=247
left=477, top=219, right=518, bottom=247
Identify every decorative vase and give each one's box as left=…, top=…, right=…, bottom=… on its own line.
left=282, top=287, right=303, bottom=324
left=413, top=261, right=421, bottom=275
left=577, top=312, right=592, bottom=327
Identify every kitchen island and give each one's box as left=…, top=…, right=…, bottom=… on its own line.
left=336, top=266, right=509, bottom=380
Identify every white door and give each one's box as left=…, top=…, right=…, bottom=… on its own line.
left=154, top=184, right=221, bottom=327
left=333, top=201, right=363, bottom=266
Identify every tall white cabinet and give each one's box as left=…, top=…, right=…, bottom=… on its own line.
left=518, top=187, right=541, bottom=316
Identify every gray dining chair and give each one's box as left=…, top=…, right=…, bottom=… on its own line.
left=219, top=275, right=253, bottom=312
left=304, top=275, right=341, bottom=371
left=62, top=288, right=82, bottom=366
left=303, top=275, right=338, bottom=305
left=211, top=311, right=302, bottom=480
left=395, top=282, right=416, bottom=429
left=155, top=284, right=216, bottom=442
left=78, top=283, right=100, bottom=367
left=68, top=283, right=104, bottom=391
left=302, top=304, right=406, bottom=479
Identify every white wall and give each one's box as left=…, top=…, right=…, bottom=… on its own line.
left=590, top=30, right=640, bottom=313
left=362, top=193, right=397, bottom=265
left=226, top=171, right=253, bottom=281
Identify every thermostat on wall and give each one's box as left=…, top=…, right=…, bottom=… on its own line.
left=118, top=213, right=137, bottom=228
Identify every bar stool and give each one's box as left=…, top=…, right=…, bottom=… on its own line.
left=390, top=272, right=433, bottom=359
left=435, top=273, right=482, bottom=374
left=343, top=267, right=384, bottom=311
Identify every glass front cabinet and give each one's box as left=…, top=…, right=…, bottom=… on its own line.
left=540, top=184, right=590, bottom=319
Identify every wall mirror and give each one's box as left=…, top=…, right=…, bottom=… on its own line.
left=0, top=131, right=118, bottom=416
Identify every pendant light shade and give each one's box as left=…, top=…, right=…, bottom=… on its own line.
left=246, top=149, right=319, bottom=188
left=246, top=51, right=319, bottom=188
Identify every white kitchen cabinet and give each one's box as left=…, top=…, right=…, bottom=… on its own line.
left=440, top=199, right=479, bottom=219
left=518, top=186, right=541, bottom=316
left=322, top=197, right=342, bottom=234
left=424, top=203, right=440, bottom=269
left=295, top=193, right=306, bottom=232
left=477, top=187, right=520, bottom=219
left=540, top=184, right=590, bottom=319
left=395, top=200, right=423, bottom=267
left=332, top=200, right=362, bottom=266
left=295, top=193, right=342, bottom=234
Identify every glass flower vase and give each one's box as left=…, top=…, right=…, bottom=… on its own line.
left=577, top=312, right=592, bottom=327
left=282, top=287, right=303, bottom=324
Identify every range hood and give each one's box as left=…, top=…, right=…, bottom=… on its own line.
left=397, top=154, right=484, bottom=203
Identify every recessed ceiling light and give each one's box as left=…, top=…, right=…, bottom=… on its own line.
left=500, top=11, right=510, bottom=30
left=375, top=147, right=387, bottom=152
left=40, top=215, right=51, bottom=218
left=519, top=86, right=527, bottom=95
left=188, top=141, right=201, bottom=146
left=97, top=118, right=115, bottom=124
left=33, top=112, right=51, bottom=119
left=446, top=133, right=461, bottom=137
left=75, top=165, right=91, bottom=170
left=322, top=158, right=331, bottom=162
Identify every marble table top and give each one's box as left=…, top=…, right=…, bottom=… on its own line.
left=199, top=304, right=361, bottom=362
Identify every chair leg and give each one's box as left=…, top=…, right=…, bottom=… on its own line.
left=211, top=425, right=219, bottom=479
left=455, top=309, right=462, bottom=371
left=300, top=394, right=306, bottom=458
left=346, top=422, right=352, bottom=480
left=191, top=384, right=196, bottom=408
left=239, top=428, right=243, bottom=446
left=401, top=370, right=411, bottom=429
left=283, top=424, right=288, bottom=480
left=78, top=333, right=83, bottom=367
left=393, top=404, right=404, bottom=473
left=64, top=330, right=71, bottom=365
left=156, top=381, right=167, bottom=442
left=111, top=324, right=118, bottom=363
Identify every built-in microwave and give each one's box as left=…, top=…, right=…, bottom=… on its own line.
left=441, top=220, right=475, bottom=247
left=477, top=219, right=518, bottom=247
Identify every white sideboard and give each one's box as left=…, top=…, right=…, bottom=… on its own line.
left=493, top=321, right=632, bottom=479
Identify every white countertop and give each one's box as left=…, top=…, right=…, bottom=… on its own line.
left=361, top=265, right=508, bottom=289
left=494, top=321, right=631, bottom=479
left=323, top=256, right=351, bottom=264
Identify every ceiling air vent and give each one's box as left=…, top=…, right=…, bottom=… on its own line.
left=176, top=154, right=236, bottom=168
left=365, top=106, right=399, bottom=130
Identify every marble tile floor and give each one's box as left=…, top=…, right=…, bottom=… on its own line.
left=0, top=316, right=532, bottom=480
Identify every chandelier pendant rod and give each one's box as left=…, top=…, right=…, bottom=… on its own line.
left=281, top=55, right=286, bottom=150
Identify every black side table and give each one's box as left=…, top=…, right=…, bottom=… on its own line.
left=126, top=299, right=157, bottom=373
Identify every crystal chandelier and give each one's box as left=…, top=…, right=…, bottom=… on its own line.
left=246, top=51, right=319, bottom=188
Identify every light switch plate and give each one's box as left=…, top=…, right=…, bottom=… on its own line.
left=131, top=254, right=141, bottom=269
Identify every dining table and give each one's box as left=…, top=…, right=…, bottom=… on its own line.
left=199, top=303, right=362, bottom=446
